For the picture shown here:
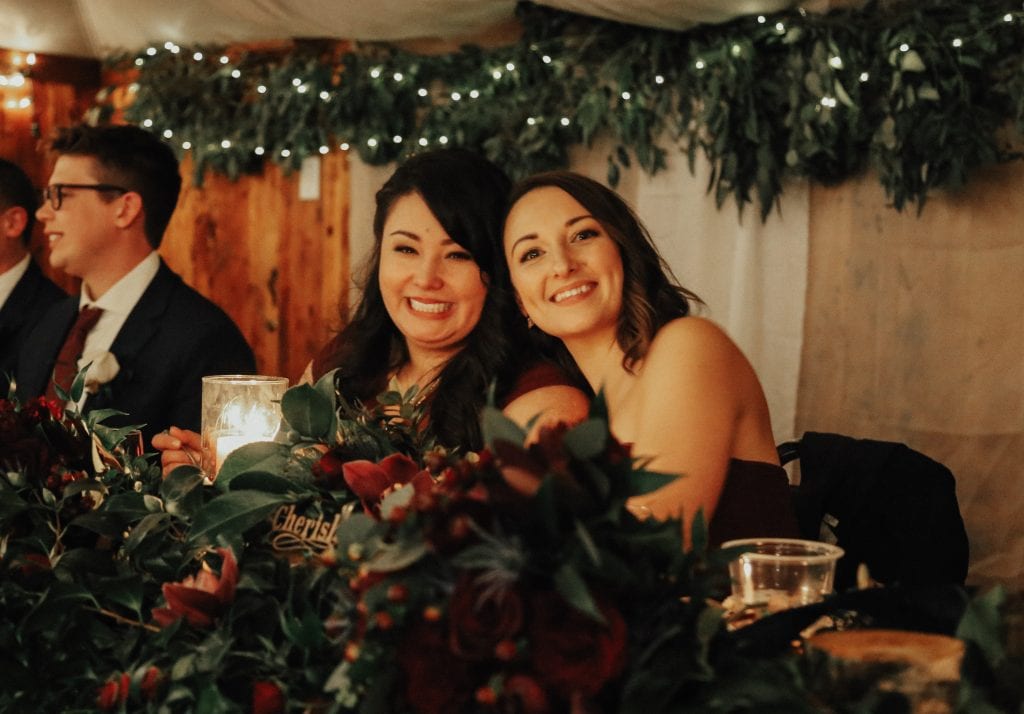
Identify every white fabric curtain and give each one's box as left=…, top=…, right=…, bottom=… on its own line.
left=346, top=145, right=810, bottom=442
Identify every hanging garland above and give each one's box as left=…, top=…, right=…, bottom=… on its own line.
left=101, top=0, right=1024, bottom=219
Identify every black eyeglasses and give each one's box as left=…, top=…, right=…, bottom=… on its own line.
left=42, top=183, right=128, bottom=211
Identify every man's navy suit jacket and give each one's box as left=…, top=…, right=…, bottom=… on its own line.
left=0, top=259, right=66, bottom=382
left=17, top=260, right=256, bottom=447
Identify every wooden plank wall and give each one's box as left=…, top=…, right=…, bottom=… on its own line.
left=799, top=161, right=1024, bottom=587
left=162, top=155, right=349, bottom=382
left=1, top=46, right=351, bottom=384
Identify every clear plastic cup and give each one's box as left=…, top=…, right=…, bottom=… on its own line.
left=722, top=537, right=844, bottom=615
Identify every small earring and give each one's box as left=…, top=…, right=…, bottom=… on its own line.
left=526, top=315, right=534, bottom=329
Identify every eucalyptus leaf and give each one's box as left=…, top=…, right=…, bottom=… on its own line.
left=481, top=405, right=526, bottom=449
left=226, top=470, right=302, bottom=494
left=553, top=562, right=604, bottom=623
left=282, top=383, right=334, bottom=439
left=563, top=418, right=607, bottom=460
left=123, top=512, right=173, bottom=553
left=365, top=540, right=428, bottom=573
left=215, top=441, right=291, bottom=490
left=187, top=490, right=292, bottom=547
left=629, top=467, right=677, bottom=496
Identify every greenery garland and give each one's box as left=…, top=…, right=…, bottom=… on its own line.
left=103, top=0, right=1024, bottom=219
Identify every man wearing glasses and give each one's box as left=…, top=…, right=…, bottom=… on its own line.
left=0, top=158, right=66, bottom=381
left=16, top=123, right=255, bottom=447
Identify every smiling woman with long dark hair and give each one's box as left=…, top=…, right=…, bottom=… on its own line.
left=503, top=171, right=798, bottom=544
left=155, top=151, right=587, bottom=473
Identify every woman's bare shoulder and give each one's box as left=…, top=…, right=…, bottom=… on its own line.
left=646, top=316, right=742, bottom=364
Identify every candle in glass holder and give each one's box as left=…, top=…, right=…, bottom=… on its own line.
left=201, top=375, right=289, bottom=479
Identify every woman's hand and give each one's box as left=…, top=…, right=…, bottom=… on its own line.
left=151, top=426, right=203, bottom=478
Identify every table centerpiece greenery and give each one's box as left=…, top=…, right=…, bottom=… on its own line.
left=1, top=371, right=1020, bottom=713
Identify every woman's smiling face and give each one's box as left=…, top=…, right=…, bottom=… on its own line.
left=504, top=186, right=623, bottom=343
left=378, top=191, right=488, bottom=359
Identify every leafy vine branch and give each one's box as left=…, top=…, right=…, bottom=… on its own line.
left=99, top=0, right=1024, bottom=220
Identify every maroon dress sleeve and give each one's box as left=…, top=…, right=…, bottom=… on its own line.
left=499, top=361, right=576, bottom=408
left=707, top=458, right=801, bottom=546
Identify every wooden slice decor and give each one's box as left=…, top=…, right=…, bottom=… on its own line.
left=806, top=629, right=964, bottom=713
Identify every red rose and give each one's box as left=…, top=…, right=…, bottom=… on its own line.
left=529, top=591, right=627, bottom=698
left=252, top=680, right=285, bottom=714
left=448, top=572, right=524, bottom=660
left=151, top=547, right=238, bottom=628
left=398, top=620, right=474, bottom=714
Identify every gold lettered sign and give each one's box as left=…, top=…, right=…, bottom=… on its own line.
left=268, top=504, right=342, bottom=555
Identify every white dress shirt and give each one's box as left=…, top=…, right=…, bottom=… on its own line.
left=0, top=254, right=30, bottom=310
left=77, top=251, right=161, bottom=374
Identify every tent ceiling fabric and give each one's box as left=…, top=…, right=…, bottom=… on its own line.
left=0, top=0, right=804, bottom=58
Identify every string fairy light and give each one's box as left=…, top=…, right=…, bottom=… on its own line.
left=107, top=0, right=1024, bottom=216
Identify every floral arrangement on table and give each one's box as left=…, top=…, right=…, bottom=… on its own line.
left=1, top=372, right=1021, bottom=712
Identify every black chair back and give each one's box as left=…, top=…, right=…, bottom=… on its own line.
left=780, top=431, right=969, bottom=590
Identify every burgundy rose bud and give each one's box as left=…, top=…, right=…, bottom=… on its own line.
left=252, top=680, right=285, bottom=714
left=423, top=605, right=443, bottom=622
left=96, top=672, right=130, bottom=711
left=504, top=674, right=551, bottom=714
left=475, top=686, right=498, bottom=706
left=96, top=680, right=119, bottom=711
left=494, top=639, right=518, bottom=661
left=476, top=448, right=495, bottom=470
left=312, top=449, right=347, bottom=489
left=140, top=666, right=163, bottom=701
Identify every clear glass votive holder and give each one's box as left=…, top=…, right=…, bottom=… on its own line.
left=722, top=537, right=844, bottom=615
left=201, top=375, right=288, bottom=479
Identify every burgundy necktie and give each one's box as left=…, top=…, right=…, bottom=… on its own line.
left=45, top=306, right=103, bottom=401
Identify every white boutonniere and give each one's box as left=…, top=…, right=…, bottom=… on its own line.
left=84, top=351, right=120, bottom=395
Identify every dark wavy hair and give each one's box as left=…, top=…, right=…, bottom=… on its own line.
left=0, top=158, right=37, bottom=247
left=317, top=149, right=528, bottom=450
left=48, top=124, right=181, bottom=248
left=506, top=171, right=701, bottom=384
